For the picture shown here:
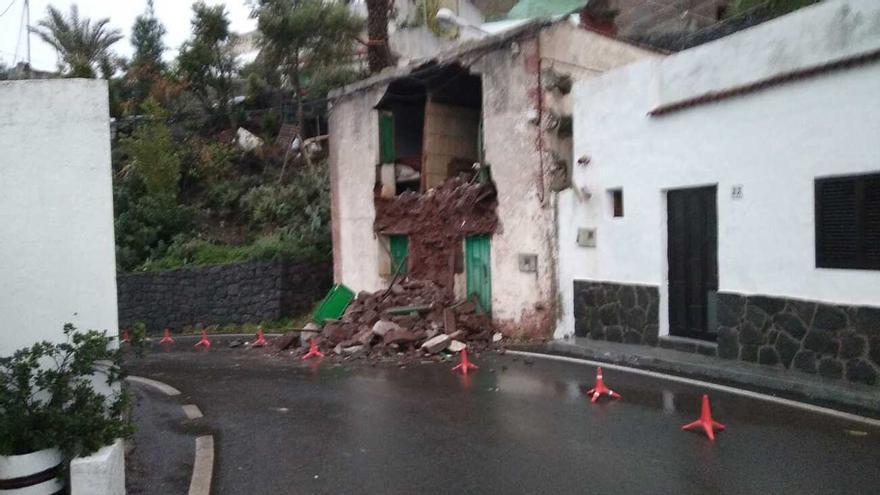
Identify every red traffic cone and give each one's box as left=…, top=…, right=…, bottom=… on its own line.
left=452, top=347, right=479, bottom=375
left=586, top=367, right=621, bottom=403
left=252, top=327, right=268, bottom=347
left=682, top=394, right=726, bottom=440
left=159, top=328, right=174, bottom=344
left=121, top=329, right=131, bottom=343
left=302, top=339, right=324, bottom=360
left=194, top=330, right=212, bottom=348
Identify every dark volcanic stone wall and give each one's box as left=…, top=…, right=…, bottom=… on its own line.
left=573, top=281, right=660, bottom=345
left=717, top=293, right=880, bottom=386
left=118, top=258, right=331, bottom=331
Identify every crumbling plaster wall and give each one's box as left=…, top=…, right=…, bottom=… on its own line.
left=329, top=23, right=657, bottom=338
left=474, top=25, right=657, bottom=338
left=329, top=85, right=389, bottom=293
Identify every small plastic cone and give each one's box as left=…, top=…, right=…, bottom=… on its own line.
left=252, top=327, right=268, bottom=347
left=586, top=367, right=621, bottom=403
left=194, top=330, right=212, bottom=348
left=452, top=348, right=479, bottom=375
left=682, top=394, right=726, bottom=440
left=159, top=329, right=174, bottom=344
left=302, top=339, right=324, bottom=359
left=121, top=330, right=131, bottom=343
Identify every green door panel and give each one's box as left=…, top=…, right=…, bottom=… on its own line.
left=379, top=112, right=395, bottom=163
left=465, top=235, right=491, bottom=314
left=390, top=235, right=408, bottom=275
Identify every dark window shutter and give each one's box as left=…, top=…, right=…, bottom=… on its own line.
left=815, top=172, right=880, bottom=270
left=865, top=175, right=880, bottom=264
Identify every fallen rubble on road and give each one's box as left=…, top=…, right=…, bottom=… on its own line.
left=274, top=278, right=504, bottom=362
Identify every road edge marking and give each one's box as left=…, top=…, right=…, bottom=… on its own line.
left=189, top=435, right=214, bottom=495
left=508, top=350, right=880, bottom=428
left=182, top=404, right=203, bottom=419
left=126, top=375, right=182, bottom=396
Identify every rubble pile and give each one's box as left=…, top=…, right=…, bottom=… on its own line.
left=318, top=279, right=496, bottom=358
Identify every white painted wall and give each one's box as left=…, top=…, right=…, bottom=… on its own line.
left=0, top=79, right=118, bottom=356
left=329, top=85, right=388, bottom=293
left=557, top=0, right=880, bottom=338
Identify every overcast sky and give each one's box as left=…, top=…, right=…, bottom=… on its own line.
left=0, top=0, right=258, bottom=71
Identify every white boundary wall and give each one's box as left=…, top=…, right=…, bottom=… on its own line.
left=0, top=79, right=118, bottom=355
left=557, top=0, right=880, bottom=338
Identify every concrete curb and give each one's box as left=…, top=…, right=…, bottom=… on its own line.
left=127, top=375, right=215, bottom=495
left=188, top=436, right=214, bottom=495
left=511, top=341, right=880, bottom=418
left=126, top=375, right=182, bottom=396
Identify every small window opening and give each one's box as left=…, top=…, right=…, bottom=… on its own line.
left=610, top=189, right=624, bottom=217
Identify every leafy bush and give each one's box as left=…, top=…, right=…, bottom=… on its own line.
left=0, top=325, right=133, bottom=462
left=115, top=181, right=193, bottom=270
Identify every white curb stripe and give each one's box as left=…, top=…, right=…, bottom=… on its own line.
left=188, top=436, right=214, bottom=495
left=126, top=375, right=182, bottom=396
left=508, top=350, right=880, bottom=428
left=182, top=404, right=203, bottom=420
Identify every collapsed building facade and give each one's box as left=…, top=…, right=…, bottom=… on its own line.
left=328, top=18, right=655, bottom=338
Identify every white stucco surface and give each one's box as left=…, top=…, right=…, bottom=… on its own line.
left=0, top=79, right=118, bottom=356
left=329, top=86, right=388, bottom=293
left=70, top=438, right=125, bottom=495
left=557, top=0, right=880, bottom=338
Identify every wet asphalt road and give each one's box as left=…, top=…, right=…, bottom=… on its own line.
left=124, top=337, right=880, bottom=495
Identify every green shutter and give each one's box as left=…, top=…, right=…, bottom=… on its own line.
left=465, top=235, right=492, bottom=314
left=379, top=112, right=395, bottom=163
left=390, top=235, right=408, bottom=274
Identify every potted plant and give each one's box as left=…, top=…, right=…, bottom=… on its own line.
left=0, top=324, right=133, bottom=492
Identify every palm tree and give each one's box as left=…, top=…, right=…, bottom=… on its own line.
left=30, top=5, right=123, bottom=78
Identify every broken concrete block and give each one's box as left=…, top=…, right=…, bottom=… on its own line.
left=343, top=345, right=364, bottom=355
left=421, top=334, right=451, bottom=354
left=355, top=327, right=374, bottom=346
left=492, top=332, right=503, bottom=343
left=322, top=322, right=354, bottom=344
left=275, top=332, right=300, bottom=350
left=372, top=320, right=401, bottom=337
left=443, top=308, right=457, bottom=335
left=448, top=340, right=466, bottom=353
left=384, top=329, right=418, bottom=346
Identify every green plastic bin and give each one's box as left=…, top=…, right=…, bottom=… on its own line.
left=312, top=284, right=355, bottom=324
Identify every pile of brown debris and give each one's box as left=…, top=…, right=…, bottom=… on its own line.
left=311, top=279, right=500, bottom=359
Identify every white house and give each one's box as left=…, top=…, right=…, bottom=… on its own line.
left=0, top=79, right=118, bottom=356
left=557, top=0, right=880, bottom=385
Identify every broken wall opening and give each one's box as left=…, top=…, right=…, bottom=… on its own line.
left=373, top=63, right=492, bottom=304
left=376, top=63, right=483, bottom=197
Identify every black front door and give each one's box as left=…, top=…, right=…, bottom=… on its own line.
left=667, top=186, right=718, bottom=341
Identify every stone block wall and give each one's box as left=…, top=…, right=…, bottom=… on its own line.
left=717, top=293, right=880, bottom=386
left=573, top=281, right=660, bottom=345
left=117, top=258, right=331, bottom=331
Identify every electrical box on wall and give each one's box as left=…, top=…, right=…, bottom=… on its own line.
left=518, top=254, right=538, bottom=272
left=577, top=228, right=597, bottom=247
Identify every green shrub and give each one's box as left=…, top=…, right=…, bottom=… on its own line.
left=0, top=325, right=133, bottom=462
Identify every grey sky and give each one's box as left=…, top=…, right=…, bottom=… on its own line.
left=0, top=0, right=257, bottom=71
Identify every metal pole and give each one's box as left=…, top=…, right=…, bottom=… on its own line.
left=25, top=0, right=31, bottom=69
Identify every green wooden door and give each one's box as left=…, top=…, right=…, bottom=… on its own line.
left=465, top=235, right=491, bottom=314
left=390, top=235, right=408, bottom=275
left=379, top=111, right=395, bottom=163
